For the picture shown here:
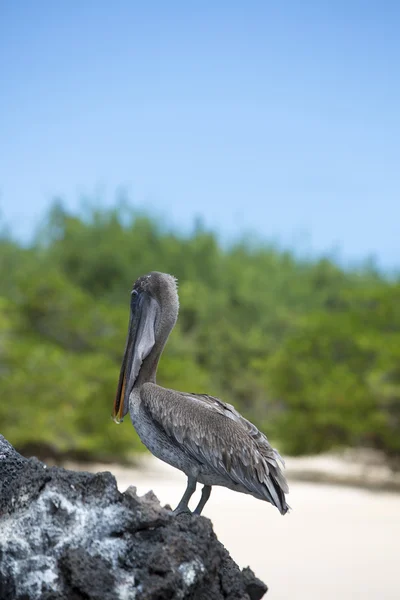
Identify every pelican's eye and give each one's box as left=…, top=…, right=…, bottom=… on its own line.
left=131, top=289, right=140, bottom=307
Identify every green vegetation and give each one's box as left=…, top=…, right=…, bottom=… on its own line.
left=1, top=202, right=399, bottom=461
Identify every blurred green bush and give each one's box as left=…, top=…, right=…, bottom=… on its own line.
left=1, top=201, right=399, bottom=460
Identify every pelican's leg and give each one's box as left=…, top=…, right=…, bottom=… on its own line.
left=173, top=476, right=197, bottom=515
left=193, top=485, right=212, bottom=515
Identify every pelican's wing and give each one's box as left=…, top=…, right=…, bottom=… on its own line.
left=140, top=383, right=289, bottom=514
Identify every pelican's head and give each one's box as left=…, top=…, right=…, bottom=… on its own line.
left=112, top=272, right=179, bottom=423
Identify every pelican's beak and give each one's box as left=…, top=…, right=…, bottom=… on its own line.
left=113, top=322, right=131, bottom=424
left=112, top=292, right=158, bottom=423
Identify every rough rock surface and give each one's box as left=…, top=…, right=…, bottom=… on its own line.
left=0, top=436, right=267, bottom=600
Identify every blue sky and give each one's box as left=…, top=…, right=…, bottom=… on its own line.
left=1, top=1, right=399, bottom=268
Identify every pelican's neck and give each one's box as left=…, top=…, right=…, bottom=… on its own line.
left=135, top=309, right=176, bottom=388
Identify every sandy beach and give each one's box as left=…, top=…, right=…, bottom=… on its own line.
left=87, top=457, right=400, bottom=600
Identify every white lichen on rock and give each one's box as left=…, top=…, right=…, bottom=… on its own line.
left=0, top=486, right=132, bottom=600
left=178, top=558, right=205, bottom=587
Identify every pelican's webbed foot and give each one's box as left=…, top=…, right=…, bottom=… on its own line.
left=173, top=506, right=192, bottom=516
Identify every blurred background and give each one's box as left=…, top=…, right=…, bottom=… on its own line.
left=1, top=2, right=399, bottom=599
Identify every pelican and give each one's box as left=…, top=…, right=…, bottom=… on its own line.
left=112, top=272, right=289, bottom=515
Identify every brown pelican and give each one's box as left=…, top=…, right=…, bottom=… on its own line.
left=112, top=272, right=289, bottom=516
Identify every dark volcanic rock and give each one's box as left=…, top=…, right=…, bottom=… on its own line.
left=0, top=435, right=267, bottom=600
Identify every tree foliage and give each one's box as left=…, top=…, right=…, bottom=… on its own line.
left=1, top=202, right=399, bottom=460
